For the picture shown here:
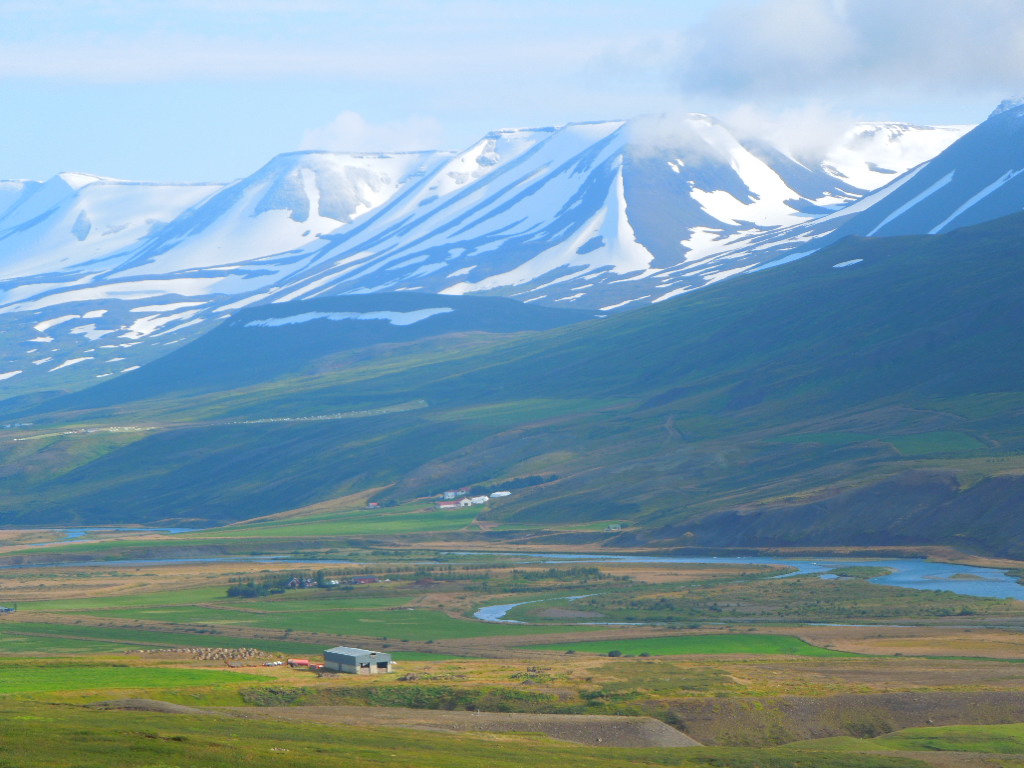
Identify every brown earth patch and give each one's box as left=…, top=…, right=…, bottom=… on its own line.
left=793, top=625, right=1024, bottom=659
left=666, top=690, right=1024, bottom=747
left=218, top=704, right=701, bottom=747
left=534, top=608, right=606, bottom=619
left=90, top=698, right=226, bottom=716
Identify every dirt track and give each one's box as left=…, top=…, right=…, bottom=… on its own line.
left=93, top=699, right=700, bottom=747
left=221, top=704, right=702, bottom=747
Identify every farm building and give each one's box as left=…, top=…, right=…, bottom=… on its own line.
left=323, top=646, right=394, bottom=674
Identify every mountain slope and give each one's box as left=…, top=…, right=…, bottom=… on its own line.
left=0, top=114, right=976, bottom=396
left=680, top=102, right=1024, bottom=279
left=0, top=151, right=451, bottom=395
left=832, top=101, right=1024, bottom=237
left=0, top=173, right=220, bottom=283
left=258, top=118, right=861, bottom=312
left=4, top=211, right=1024, bottom=557
left=40, top=292, right=599, bottom=407
left=821, top=122, right=971, bottom=190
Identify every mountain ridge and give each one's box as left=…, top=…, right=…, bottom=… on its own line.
left=0, top=115, right=969, bottom=395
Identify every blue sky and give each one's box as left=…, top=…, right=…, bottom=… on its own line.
left=1, top=0, right=1022, bottom=182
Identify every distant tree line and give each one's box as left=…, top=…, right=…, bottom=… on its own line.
left=508, top=567, right=625, bottom=583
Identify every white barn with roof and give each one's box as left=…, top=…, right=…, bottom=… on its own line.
left=323, top=645, right=394, bottom=674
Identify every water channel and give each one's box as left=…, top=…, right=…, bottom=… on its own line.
left=2, top=548, right=1021, bottom=606
left=468, top=553, right=1024, bottom=622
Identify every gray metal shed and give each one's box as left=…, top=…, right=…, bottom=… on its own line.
left=323, top=645, right=394, bottom=674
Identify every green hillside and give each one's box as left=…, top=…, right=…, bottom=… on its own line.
left=3, top=213, right=1024, bottom=555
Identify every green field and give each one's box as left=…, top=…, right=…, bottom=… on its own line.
left=24, top=585, right=230, bottom=612
left=1, top=621, right=464, bottom=660
left=0, top=664, right=262, bottom=694
left=0, top=632, right=140, bottom=655
left=80, top=604, right=606, bottom=641
left=199, top=508, right=480, bottom=537
left=0, top=621, right=332, bottom=655
left=528, top=633, right=853, bottom=657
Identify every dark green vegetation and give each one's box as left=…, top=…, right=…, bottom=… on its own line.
left=827, top=566, right=895, bottom=579
left=529, top=634, right=851, bottom=657
left=3, top=213, right=1024, bottom=555
left=504, top=573, right=1024, bottom=625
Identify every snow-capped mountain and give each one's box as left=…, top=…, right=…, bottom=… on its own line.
left=822, top=122, right=971, bottom=190
left=0, top=113, right=977, bottom=394
left=257, top=118, right=861, bottom=313
left=829, top=102, right=1024, bottom=238
left=0, top=174, right=221, bottom=283
left=684, top=101, right=1024, bottom=279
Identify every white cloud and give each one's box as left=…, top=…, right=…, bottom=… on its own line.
left=717, top=103, right=856, bottom=163
left=299, top=111, right=446, bottom=152
left=671, top=0, right=1024, bottom=107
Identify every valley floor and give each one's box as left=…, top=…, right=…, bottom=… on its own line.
left=3, top=528, right=1024, bottom=766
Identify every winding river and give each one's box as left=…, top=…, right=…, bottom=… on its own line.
left=469, top=553, right=1024, bottom=622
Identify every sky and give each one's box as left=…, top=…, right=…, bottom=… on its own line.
left=1, top=0, right=1023, bottom=183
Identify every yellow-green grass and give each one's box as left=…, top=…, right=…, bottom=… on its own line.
left=0, top=633, right=140, bottom=654
left=527, top=634, right=854, bottom=657
left=0, top=622, right=462, bottom=660
left=209, top=502, right=431, bottom=529
left=211, top=596, right=415, bottom=612
left=0, top=663, right=262, bottom=695
left=80, top=605, right=608, bottom=641
left=22, top=585, right=230, bottom=612
left=0, top=700, right=929, bottom=768
left=790, top=723, right=1024, bottom=754
left=192, top=508, right=480, bottom=537
left=28, top=592, right=412, bottom=613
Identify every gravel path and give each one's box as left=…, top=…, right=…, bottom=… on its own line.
left=94, top=698, right=700, bottom=748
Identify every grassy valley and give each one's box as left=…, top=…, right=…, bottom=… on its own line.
left=3, top=545, right=1024, bottom=766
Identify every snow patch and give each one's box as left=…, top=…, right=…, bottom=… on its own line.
left=34, top=315, right=79, bottom=333
left=929, top=168, right=1024, bottom=234
left=121, top=310, right=201, bottom=339
left=867, top=172, right=955, bottom=236
left=130, top=301, right=207, bottom=313
left=0, top=370, right=22, bottom=380
left=70, top=324, right=118, bottom=340
left=49, top=357, right=93, bottom=372
left=246, top=307, right=455, bottom=328
left=832, top=259, right=864, bottom=268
